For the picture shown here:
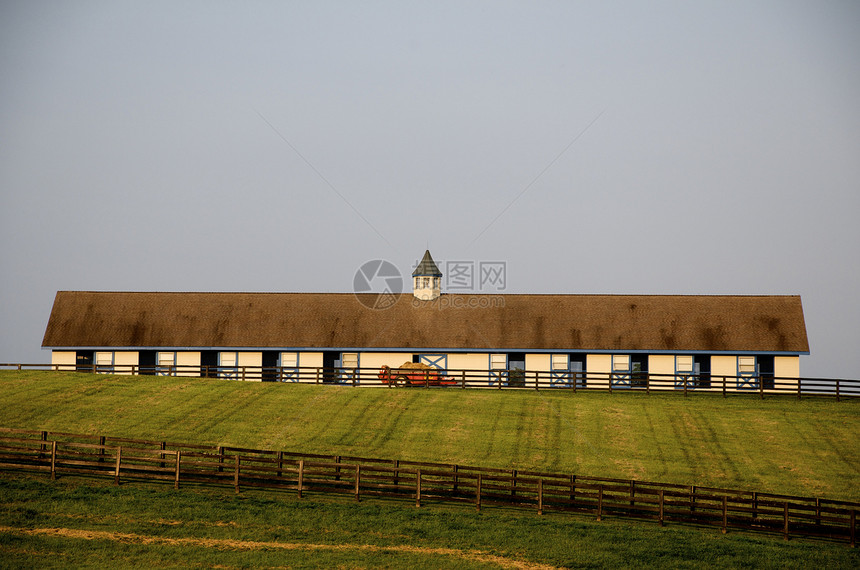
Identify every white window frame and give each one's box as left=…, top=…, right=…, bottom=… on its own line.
left=95, top=351, right=114, bottom=374
left=219, top=352, right=239, bottom=380
left=157, top=352, right=176, bottom=376
left=551, top=354, right=569, bottom=371
left=279, top=352, right=299, bottom=382
left=612, top=354, right=631, bottom=373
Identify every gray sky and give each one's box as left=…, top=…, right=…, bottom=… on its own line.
left=1, top=1, right=858, bottom=378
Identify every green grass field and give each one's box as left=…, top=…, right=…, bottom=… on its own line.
left=1, top=370, right=859, bottom=568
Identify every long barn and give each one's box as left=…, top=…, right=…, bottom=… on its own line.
left=42, top=251, right=809, bottom=391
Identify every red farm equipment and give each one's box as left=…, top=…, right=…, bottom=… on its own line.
left=378, top=362, right=457, bottom=387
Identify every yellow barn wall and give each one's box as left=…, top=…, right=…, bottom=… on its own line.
left=177, top=352, right=201, bottom=377
left=649, top=355, right=675, bottom=389
left=238, top=352, right=262, bottom=381
left=447, top=353, right=491, bottom=371
left=359, top=352, right=411, bottom=371
left=113, top=351, right=138, bottom=375
left=586, top=354, right=612, bottom=389
left=51, top=351, right=77, bottom=371
left=525, top=354, right=551, bottom=372
left=710, top=356, right=737, bottom=389
left=296, top=352, right=323, bottom=381
left=775, top=356, right=800, bottom=378
left=773, top=356, right=800, bottom=392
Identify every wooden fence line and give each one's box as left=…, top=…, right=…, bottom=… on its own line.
left=2, top=363, right=859, bottom=400
left=0, top=427, right=856, bottom=546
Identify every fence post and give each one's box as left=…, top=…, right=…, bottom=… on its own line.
left=538, top=479, right=544, bottom=515
left=99, top=436, right=106, bottom=463
left=783, top=502, right=789, bottom=540
left=851, top=509, right=856, bottom=548
left=114, top=446, right=122, bottom=485
left=39, top=430, right=47, bottom=460
left=217, top=446, right=224, bottom=473
left=335, top=455, right=342, bottom=481
left=722, top=496, right=728, bottom=534
left=461, top=370, right=466, bottom=389
left=174, top=451, right=181, bottom=490
left=316, top=367, right=320, bottom=384
left=511, top=469, right=517, bottom=497
left=355, top=465, right=361, bottom=502
left=722, top=376, right=726, bottom=398
left=659, top=490, right=665, bottom=527
left=298, top=460, right=304, bottom=498
left=683, top=377, right=687, bottom=398
left=760, top=376, right=764, bottom=400
left=277, top=451, right=283, bottom=478
left=836, top=379, right=840, bottom=402
left=597, top=485, right=604, bottom=521
left=690, top=485, right=696, bottom=514
left=752, top=492, right=758, bottom=520
left=234, top=455, right=240, bottom=494
left=160, top=441, right=166, bottom=468
left=50, top=441, right=57, bottom=480
left=452, top=464, right=458, bottom=492
left=415, top=469, right=421, bottom=507
left=629, top=480, right=635, bottom=507
left=476, top=474, right=482, bottom=512
left=797, top=377, right=802, bottom=400
left=570, top=474, right=576, bottom=504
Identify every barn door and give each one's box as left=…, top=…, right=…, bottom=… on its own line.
left=419, top=354, right=447, bottom=373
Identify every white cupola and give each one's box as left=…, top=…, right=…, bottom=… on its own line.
left=412, top=249, right=442, bottom=300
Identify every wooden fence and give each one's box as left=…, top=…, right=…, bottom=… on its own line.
left=3, top=363, right=859, bottom=400
left=0, top=427, right=855, bottom=546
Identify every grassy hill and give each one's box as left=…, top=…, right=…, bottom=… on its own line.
left=2, top=370, right=859, bottom=568
left=1, top=370, right=858, bottom=501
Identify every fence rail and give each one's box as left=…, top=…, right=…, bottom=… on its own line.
left=0, top=427, right=855, bottom=546
left=2, top=363, right=859, bottom=399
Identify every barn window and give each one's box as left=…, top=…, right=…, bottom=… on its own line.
left=157, top=352, right=176, bottom=376
left=612, top=355, right=630, bottom=372
left=676, top=355, right=694, bottom=373
left=551, top=354, right=568, bottom=371
left=341, top=353, right=359, bottom=369
left=490, top=354, right=507, bottom=369
left=95, top=352, right=113, bottom=373
left=738, top=356, right=756, bottom=375
left=280, top=352, right=298, bottom=368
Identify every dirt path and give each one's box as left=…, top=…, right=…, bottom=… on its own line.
left=0, top=525, right=559, bottom=570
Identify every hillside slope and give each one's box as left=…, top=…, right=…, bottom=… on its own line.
left=1, top=371, right=858, bottom=500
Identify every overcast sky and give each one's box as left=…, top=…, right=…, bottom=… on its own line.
left=1, top=1, right=858, bottom=377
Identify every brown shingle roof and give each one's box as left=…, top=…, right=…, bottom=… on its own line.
left=41, top=291, right=809, bottom=353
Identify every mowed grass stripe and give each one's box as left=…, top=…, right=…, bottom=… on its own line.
left=0, top=371, right=858, bottom=500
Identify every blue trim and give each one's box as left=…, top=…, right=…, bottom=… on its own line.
left=736, top=356, right=758, bottom=390
left=419, top=354, right=447, bottom=374
left=550, top=353, right=571, bottom=387
left=218, top=351, right=239, bottom=380
left=674, top=355, right=695, bottom=389
left=278, top=351, right=300, bottom=382
left=339, top=352, right=360, bottom=382
left=156, top=351, right=176, bottom=376
left=94, top=350, right=115, bottom=374
left=488, top=353, right=507, bottom=386
left=611, top=355, right=632, bottom=388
